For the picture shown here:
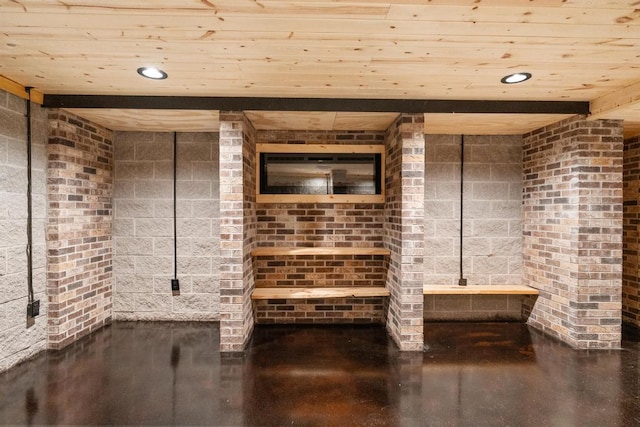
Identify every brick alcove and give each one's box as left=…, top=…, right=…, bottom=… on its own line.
left=219, top=113, right=425, bottom=352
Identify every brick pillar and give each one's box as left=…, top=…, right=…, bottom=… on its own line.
left=219, top=111, right=256, bottom=351
left=523, top=116, right=623, bottom=349
left=384, top=114, right=425, bottom=351
left=623, top=136, right=640, bottom=329
left=47, top=110, right=114, bottom=350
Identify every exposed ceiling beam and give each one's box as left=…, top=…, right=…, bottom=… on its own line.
left=43, top=95, right=590, bottom=115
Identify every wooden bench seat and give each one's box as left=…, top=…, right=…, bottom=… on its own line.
left=251, top=286, right=390, bottom=300
left=251, top=247, right=390, bottom=257
left=423, top=284, right=539, bottom=295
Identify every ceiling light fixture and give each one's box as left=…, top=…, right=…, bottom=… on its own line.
left=137, top=67, right=168, bottom=80
left=501, top=72, right=532, bottom=84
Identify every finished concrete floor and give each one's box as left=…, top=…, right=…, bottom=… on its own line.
left=0, top=321, right=638, bottom=426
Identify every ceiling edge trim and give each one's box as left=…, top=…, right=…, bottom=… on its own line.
left=43, top=95, right=590, bottom=115
left=0, top=76, right=44, bottom=104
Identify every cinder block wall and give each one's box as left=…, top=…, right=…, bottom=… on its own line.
left=0, top=90, right=48, bottom=372
left=523, top=116, right=623, bottom=349
left=253, top=130, right=388, bottom=324
left=423, top=134, right=524, bottom=320
left=46, top=110, right=114, bottom=350
left=623, top=135, right=640, bottom=329
left=112, top=131, right=220, bottom=321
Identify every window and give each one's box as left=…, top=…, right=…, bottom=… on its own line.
left=256, top=144, right=385, bottom=203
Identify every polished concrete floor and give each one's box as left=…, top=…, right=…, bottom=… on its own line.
left=0, top=321, right=639, bottom=426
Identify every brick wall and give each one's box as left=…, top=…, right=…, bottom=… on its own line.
left=46, top=110, right=114, bottom=350
left=257, top=130, right=385, bottom=146
left=423, top=134, right=524, bottom=320
left=523, top=116, right=623, bottom=349
left=219, top=112, right=257, bottom=351
left=623, top=135, right=640, bottom=328
left=0, top=90, right=48, bottom=372
left=253, top=130, right=388, bottom=324
left=384, top=114, right=424, bottom=351
left=112, top=131, right=219, bottom=321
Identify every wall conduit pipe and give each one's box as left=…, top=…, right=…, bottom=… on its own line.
left=458, top=135, right=467, bottom=287
left=25, top=87, right=39, bottom=317
left=171, top=132, right=180, bottom=294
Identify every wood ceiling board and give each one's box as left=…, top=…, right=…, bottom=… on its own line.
left=245, top=111, right=337, bottom=130
left=246, top=111, right=395, bottom=131
left=590, top=80, right=640, bottom=117
left=64, top=109, right=220, bottom=132
left=423, top=113, right=575, bottom=135
left=5, top=5, right=637, bottom=36
left=386, top=3, right=640, bottom=24
left=6, top=28, right=640, bottom=52
left=332, top=112, right=399, bottom=131
left=0, top=1, right=391, bottom=17
left=590, top=79, right=640, bottom=138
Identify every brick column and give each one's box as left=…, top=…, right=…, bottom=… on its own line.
left=219, top=111, right=257, bottom=351
left=47, top=110, right=114, bottom=350
left=523, top=116, right=623, bottom=349
left=623, top=136, right=640, bottom=329
left=384, top=114, right=425, bottom=351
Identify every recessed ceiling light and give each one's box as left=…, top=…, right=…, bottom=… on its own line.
left=137, top=67, right=168, bottom=80
left=501, top=72, right=532, bottom=84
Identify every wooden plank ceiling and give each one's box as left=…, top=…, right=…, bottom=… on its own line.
left=1, top=0, right=640, bottom=136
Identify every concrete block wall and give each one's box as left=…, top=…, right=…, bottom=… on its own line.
left=219, top=112, right=257, bottom=351
left=523, top=116, right=623, bottom=349
left=0, top=90, right=48, bottom=372
left=423, top=134, right=524, bottom=320
left=46, top=110, right=114, bottom=350
left=384, top=114, right=425, bottom=351
left=253, top=130, right=388, bottom=324
left=112, top=132, right=220, bottom=321
left=623, top=135, right=640, bottom=328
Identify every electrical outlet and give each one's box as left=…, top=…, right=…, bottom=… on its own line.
left=458, top=278, right=467, bottom=287
left=27, top=300, right=40, bottom=318
left=171, top=279, right=180, bottom=292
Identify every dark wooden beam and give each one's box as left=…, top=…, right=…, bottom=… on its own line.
left=43, top=94, right=590, bottom=115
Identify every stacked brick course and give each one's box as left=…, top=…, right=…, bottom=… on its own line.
left=423, top=134, right=524, bottom=320
left=112, top=132, right=219, bottom=320
left=384, top=114, right=424, bottom=351
left=219, top=111, right=257, bottom=351
left=623, top=135, right=640, bottom=328
left=255, top=202, right=386, bottom=248
left=46, top=110, right=113, bottom=350
left=523, top=116, right=623, bottom=349
left=0, top=90, right=48, bottom=372
left=257, top=130, right=384, bottom=146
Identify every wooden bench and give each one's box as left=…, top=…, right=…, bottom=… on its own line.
left=251, top=286, right=390, bottom=300
left=251, top=246, right=391, bottom=300
left=423, top=284, right=539, bottom=295
left=250, top=247, right=391, bottom=257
